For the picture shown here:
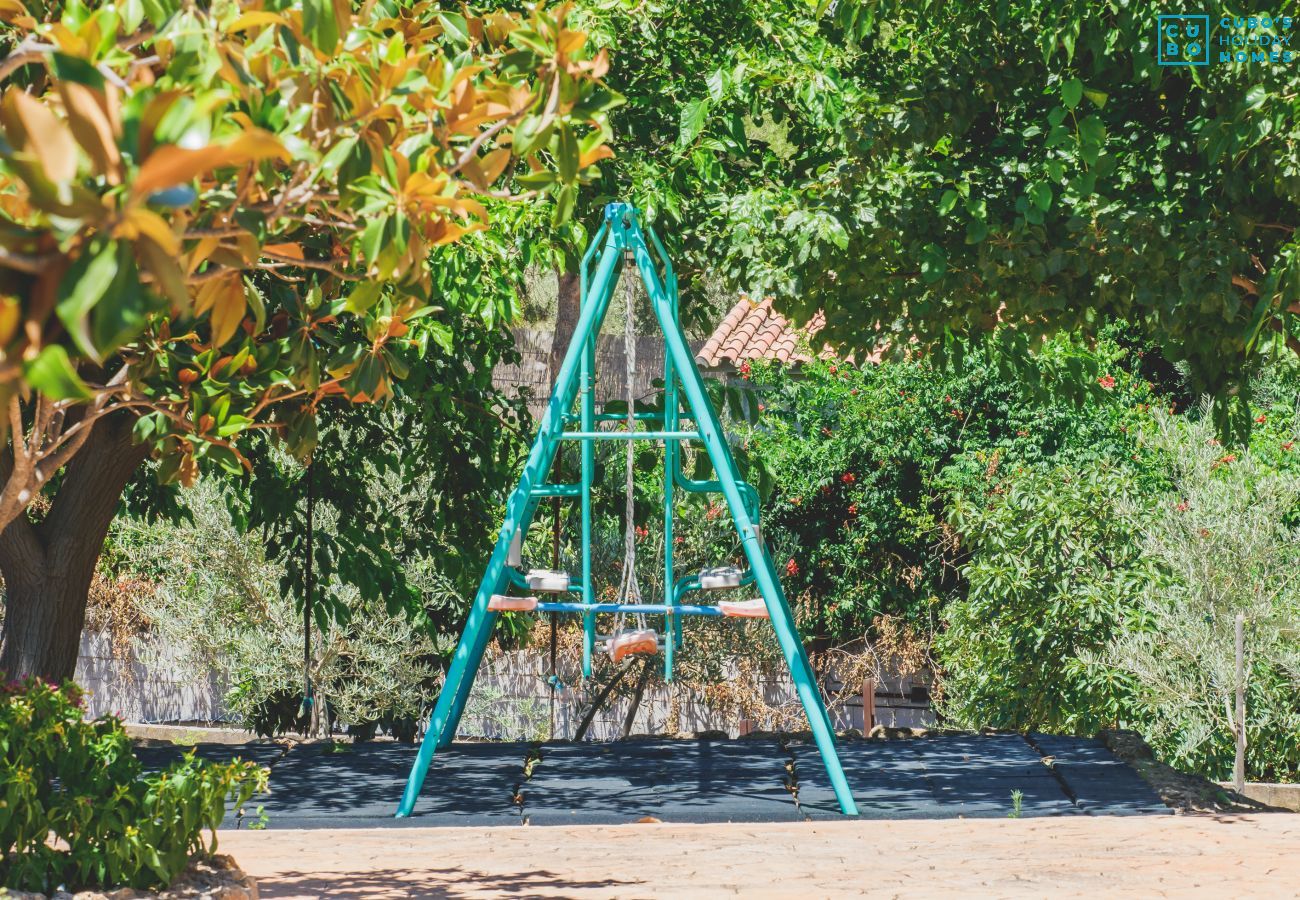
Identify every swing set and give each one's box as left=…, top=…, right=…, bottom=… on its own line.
left=396, top=203, right=858, bottom=817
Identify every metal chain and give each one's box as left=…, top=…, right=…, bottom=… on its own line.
left=614, top=254, right=645, bottom=634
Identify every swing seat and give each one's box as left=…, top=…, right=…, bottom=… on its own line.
left=526, top=569, right=571, bottom=592
left=607, top=628, right=659, bottom=663
left=718, top=598, right=769, bottom=618
left=488, top=594, right=538, bottom=612
left=698, top=565, right=743, bottom=590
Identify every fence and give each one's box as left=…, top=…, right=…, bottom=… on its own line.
left=74, top=630, right=934, bottom=738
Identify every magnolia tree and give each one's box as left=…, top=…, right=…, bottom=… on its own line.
left=0, top=0, right=619, bottom=679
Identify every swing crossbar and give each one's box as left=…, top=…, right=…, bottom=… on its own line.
left=533, top=601, right=724, bottom=616
left=565, top=411, right=694, bottom=424
left=561, top=430, right=701, bottom=441
left=531, top=483, right=582, bottom=497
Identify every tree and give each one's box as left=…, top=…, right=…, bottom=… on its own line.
left=0, top=0, right=618, bottom=679
left=517, top=0, right=860, bottom=369
left=711, top=2, right=1300, bottom=433
left=1114, top=413, right=1300, bottom=780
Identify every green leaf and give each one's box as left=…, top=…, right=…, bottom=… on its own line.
left=919, top=243, right=946, bottom=283
left=1061, top=78, right=1083, bottom=110
left=24, top=345, right=93, bottom=401
left=1029, top=182, right=1053, bottom=212
left=938, top=189, right=959, bottom=215
left=49, top=52, right=106, bottom=89
left=556, top=125, right=578, bottom=183
left=438, top=12, right=470, bottom=46
left=56, top=240, right=120, bottom=361
left=303, top=0, right=339, bottom=54
left=1083, top=88, right=1108, bottom=108
left=678, top=98, right=709, bottom=148
left=1242, top=85, right=1267, bottom=111
left=552, top=183, right=576, bottom=226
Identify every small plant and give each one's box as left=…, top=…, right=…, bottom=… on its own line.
left=0, top=678, right=266, bottom=894
left=1008, top=789, right=1024, bottom=819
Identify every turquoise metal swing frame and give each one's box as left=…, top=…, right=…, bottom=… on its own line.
left=396, top=203, right=858, bottom=817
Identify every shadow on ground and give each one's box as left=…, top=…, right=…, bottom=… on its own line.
left=134, top=733, right=1171, bottom=828
left=254, top=866, right=640, bottom=899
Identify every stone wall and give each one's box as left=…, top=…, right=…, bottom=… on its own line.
left=74, top=630, right=934, bottom=739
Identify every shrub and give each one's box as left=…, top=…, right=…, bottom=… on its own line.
left=0, top=678, right=265, bottom=893
left=738, top=331, right=1158, bottom=642
left=105, top=478, right=440, bottom=739
left=1113, top=414, right=1300, bottom=781
left=936, top=463, right=1149, bottom=732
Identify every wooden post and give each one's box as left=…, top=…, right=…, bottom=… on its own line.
left=738, top=718, right=754, bottom=736
left=1234, top=612, right=1246, bottom=794
left=862, top=678, right=876, bottom=733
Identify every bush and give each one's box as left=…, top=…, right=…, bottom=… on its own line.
left=1113, top=413, right=1300, bottom=781
left=0, top=678, right=265, bottom=894
left=105, top=478, right=440, bottom=739
left=738, top=332, right=1158, bottom=642
left=936, top=463, right=1148, bottom=732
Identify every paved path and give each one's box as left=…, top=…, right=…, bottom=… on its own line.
left=137, top=734, right=1169, bottom=827
left=219, top=814, right=1300, bottom=898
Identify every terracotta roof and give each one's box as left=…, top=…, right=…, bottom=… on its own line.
left=696, top=297, right=827, bottom=368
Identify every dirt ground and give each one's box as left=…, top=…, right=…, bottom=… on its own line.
left=220, top=813, right=1299, bottom=899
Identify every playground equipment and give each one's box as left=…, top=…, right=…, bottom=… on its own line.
left=396, top=203, right=858, bottom=817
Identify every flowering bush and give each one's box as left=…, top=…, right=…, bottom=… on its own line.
left=737, top=331, right=1159, bottom=644
left=0, top=678, right=265, bottom=893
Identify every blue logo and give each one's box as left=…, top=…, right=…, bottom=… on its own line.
left=1158, top=14, right=1211, bottom=65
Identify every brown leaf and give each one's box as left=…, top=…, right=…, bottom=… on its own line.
left=478, top=147, right=512, bottom=184
left=578, top=144, right=614, bottom=168
left=8, top=90, right=77, bottom=182
left=209, top=275, right=246, bottom=346
left=137, top=235, right=189, bottom=310
left=59, top=81, right=121, bottom=183
left=132, top=129, right=288, bottom=199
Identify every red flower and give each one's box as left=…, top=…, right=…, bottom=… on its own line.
left=1284, top=442, right=1295, bottom=452
left=1175, top=500, right=1189, bottom=512
left=829, top=365, right=838, bottom=375
left=821, top=485, right=832, bottom=496
left=1256, top=414, right=1267, bottom=424
left=1098, top=375, right=1116, bottom=390
left=706, top=503, right=722, bottom=520
left=848, top=503, right=858, bottom=516
left=785, top=558, right=799, bottom=577
left=757, top=403, right=765, bottom=412
left=821, top=426, right=833, bottom=437
left=1213, top=453, right=1238, bottom=469
left=791, top=496, right=802, bottom=506
left=850, top=389, right=859, bottom=396
left=739, top=361, right=752, bottom=379
left=840, top=472, right=856, bottom=485
left=635, top=525, right=649, bottom=541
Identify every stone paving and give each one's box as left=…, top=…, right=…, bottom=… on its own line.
left=218, top=814, right=1300, bottom=898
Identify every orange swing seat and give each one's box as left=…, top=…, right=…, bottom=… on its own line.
left=717, top=598, right=769, bottom=618
left=607, top=628, right=659, bottom=663
left=487, top=595, right=539, bottom=612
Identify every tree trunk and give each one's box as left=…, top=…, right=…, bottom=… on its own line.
left=548, top=256, right=582, bottom=383
left=0, top=413, right=148, bottom=681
